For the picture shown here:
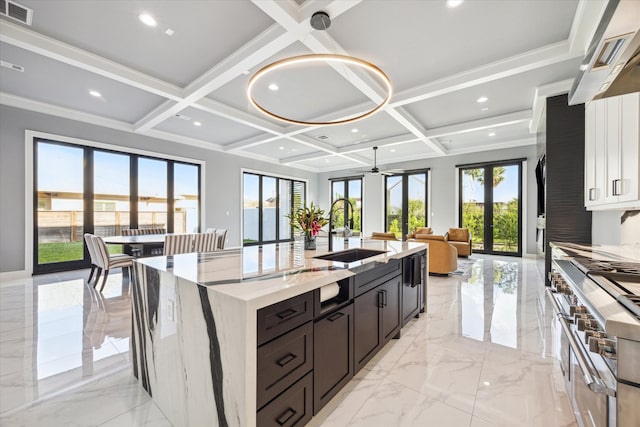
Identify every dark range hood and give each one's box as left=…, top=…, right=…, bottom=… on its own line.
left=569, top=0, right=640, bottom=105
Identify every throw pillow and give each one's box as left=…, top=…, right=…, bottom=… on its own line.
left=418, top=234, right=445, bottom=241
left=414, top=227, right=432, bottom=235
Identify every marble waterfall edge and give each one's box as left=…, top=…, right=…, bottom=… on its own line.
left=131, top=263, right=253, bottom=427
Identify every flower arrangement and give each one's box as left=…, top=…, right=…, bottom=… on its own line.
left=287, top=202, right=328, bottom=241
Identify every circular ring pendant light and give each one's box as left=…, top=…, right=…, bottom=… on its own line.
left=247, top=54, right=392, bottom=126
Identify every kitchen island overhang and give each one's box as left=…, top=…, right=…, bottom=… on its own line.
left=131, top=239, right=428, bottom=427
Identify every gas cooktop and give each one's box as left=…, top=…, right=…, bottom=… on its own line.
left=571, top=257, right=640, bottom=283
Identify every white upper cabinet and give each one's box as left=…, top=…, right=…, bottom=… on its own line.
left=584, top=92, right=640, bottom=210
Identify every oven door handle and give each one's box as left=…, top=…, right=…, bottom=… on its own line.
left=546, top=289, right=616, bottom=397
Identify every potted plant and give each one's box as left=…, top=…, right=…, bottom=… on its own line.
left=286, top=202, right=328, bottom=250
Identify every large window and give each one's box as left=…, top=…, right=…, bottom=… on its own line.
left=34, top=138, right=201, bottom=274
left=385, top=171, right=428, bottom=239
left=243, top=172, right=306, bottom=245
left=330, top=177, right=362, bottom=234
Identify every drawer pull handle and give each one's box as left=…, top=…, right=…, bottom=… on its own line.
left=277, top=308, right=297, bottom=319
left=276, top=408, right=297, bottom=425
left=588, top=188, right=596, bottom=201
left=612, top=179, right=622, bottom=196
left=328, top=312, right=344, bottom=322
left=382, top=289, right=387, bottom=307
left=276, top=353, right=297, bottom=367
left=377, top=291, right=384, bottom=308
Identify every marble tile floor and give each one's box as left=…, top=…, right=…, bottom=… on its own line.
left=0, top=255, right=576, bottom=427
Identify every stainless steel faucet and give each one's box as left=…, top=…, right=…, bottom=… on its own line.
left=328, top=197, right=355, bottom=252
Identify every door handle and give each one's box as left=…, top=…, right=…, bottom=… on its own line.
left=612, top=179, right=622, bottom=196
left=276, top=353, right=297, bottom=367
left=276, top=408, right=297, bottom=425
left=276, top=308, right=297, bottom=320
left=327, top=312, right=344, bottom=322
left=377, top=291, right=384, bottom=308
left=588, top=188, right=596, bottom=201
left=382, top=290, right=387, bottom=307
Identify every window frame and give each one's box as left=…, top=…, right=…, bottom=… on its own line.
left=329, top=176, right=363, bottom=234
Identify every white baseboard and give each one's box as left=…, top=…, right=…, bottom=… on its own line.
left=0, top=269, right=29, bottom=284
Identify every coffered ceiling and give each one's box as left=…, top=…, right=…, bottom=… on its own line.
left=0, top=0, right=607, bottom=172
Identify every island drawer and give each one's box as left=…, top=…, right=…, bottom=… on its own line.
left=258, top=292, right=314, bottom=346
left=353, top=259, right=401, bottom=296
left=257, top=371, right=313, bottom=427
left=257, top=321, right=313, bottom=409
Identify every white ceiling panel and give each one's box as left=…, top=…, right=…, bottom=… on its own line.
left=294, top=154, right=359, bottom=171
left=153, top=106, right=263, bottom=146
left=303, top=111, right=407, bottom=147
left=405, top=58, right=583, bottom=129
left=440, top=121, right=533, bottom=148
left=329, top=0, right=580, bottom=92
left=357, top=141, right=434, bottom=165
left=0, top=42, right=164, bottom=122
left=16, top=0, right=274, bottom=86
left=244, top=139, right=318, bottom=160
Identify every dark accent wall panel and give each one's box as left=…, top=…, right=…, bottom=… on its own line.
left=544, top=94, right=592, bottom=283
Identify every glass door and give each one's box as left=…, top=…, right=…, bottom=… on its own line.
left=460, top=162, right=522, bottom=256
left=385, top=171, right=428, bottom=239
left=34, top=141, right=86, bottom=273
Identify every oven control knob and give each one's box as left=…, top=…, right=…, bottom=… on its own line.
left=588, top=337, right=617, bottom=360
left=577, top=318, right=600, bottom=332
left=570, top=305, right=588, bottom=315
left=585, top=330, right=607, bottom=345
left=574, top=313, right=593, bottom=323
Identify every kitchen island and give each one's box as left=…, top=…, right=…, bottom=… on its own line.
left=131, top=238, right=428, bottom=427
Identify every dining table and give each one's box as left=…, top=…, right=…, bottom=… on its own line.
left=103, top=234, right=168, bottom=257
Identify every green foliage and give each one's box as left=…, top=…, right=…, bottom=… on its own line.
left=463, top=167, right=506, bottom=188
left=408, top=198, right=425, bottom=233
left=462, top=202, right=485, bottom=249
left=330, top=197, right=361, bottom=231
left=286, top=202, right=328, bottom=238
left=461, top=197, right=519, bottom=253
left=38, top=241, right=121, bottom=264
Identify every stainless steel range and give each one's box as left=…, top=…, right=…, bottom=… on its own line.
left=547, top=243, right=640, bottom=427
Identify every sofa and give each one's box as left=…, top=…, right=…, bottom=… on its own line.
left=406, top=228, right=458, bottom=275
left=369, top=232, right=398, bottom=241
left=445, top=228, right=472, bottom=257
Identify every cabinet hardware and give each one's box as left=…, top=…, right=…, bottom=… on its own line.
left=327, top=312, right=344, bottom=322
left=377, top=291, right=384, bottom=308
left=612, top=179, right=622, bottom=196
left=276, top=408, right=297, bottom=425
left=276, top=308, right=297, bottom=319
left=588, top=188, right=596, bottom=201
left=276, top=353, right=297, bottom=367
left=382, top=290, right=387, bottom=307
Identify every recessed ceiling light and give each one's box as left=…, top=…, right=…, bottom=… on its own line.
left=445, top=0, right=464, bottom=8
left=242, top=70, right=250, bottom=75
left=351, top=128, right=359, bottom=133
left=390, top=148, right=396, bottom=152
left=138, top=13, right=158, bottom=27
left=477, top=96, right=488, bottom=103
left=268, top=83, right=279, bottom=91
left=600, top=82, right=610, bottom=92
left=165, top=28, right=174, bottom=36
left=611, top=63, right=624, bottom=74
left=279, top=146, right=284, bottom=150
left=89, top=90, right=101, bottom=97
left=488, top=132, right=496, bottom=137
left=481, top=107, right=489, bottom=111
left=325, top=159, right=330, bottom=163
left=193, top=121, right=202, bottom=126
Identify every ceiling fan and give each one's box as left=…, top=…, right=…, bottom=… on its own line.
left=354, top=146, right=403, bottom=176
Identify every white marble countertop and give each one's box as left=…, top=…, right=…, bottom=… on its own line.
left=135, top=238, right=427, bottom=309
left=550, top=242, right=640, bottom=262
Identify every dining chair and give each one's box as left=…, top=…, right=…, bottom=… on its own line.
left=215, top=229, right=228, bottom=250
left=84, top=233, right=99, bottom=283
left=91, top=235, right=134, bottom=292
left=163, top=234, right=195, bottom=256
left=193, top=232, right=218, bottom=253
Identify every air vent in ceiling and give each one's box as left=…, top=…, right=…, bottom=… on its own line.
left=0, top=60, right=24, bottom=72
left=316, top=135, right=329, bottom=140
left=174, top=113, right=192, bottom=121
left=0, top=0, right=33, bottom=25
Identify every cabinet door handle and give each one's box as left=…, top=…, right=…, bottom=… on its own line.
left=588, top=188, right=596, bottom=201
left=276, top=353, right=297, bottom=367
left=382, top=290, right=387, bottom=307
left=276, top=308, right=297, bottom=320
left=276, top=408, right=297, bottom=425
left=328, top=312, right=344, bottom=322
left=377, top=291, right=384, bottom=308
left=612, top=179, right=622, bottom=196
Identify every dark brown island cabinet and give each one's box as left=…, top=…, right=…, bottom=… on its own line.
left=255, top=250, right=426, bottom=427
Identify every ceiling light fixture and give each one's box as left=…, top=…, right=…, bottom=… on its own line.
left=138, top=13, right=157, bottom=27
left=477, top=96, right=488, bottom=103
left=481, top=107, right=489, bottom=111
left=89, top=90, right=101, bottom=97
left=351, top=128, right=359, bottom=133
left=445, top=0, right=464, bottom=8
left=488, top=132, right=496, bottom=136
left=268, top=83, right=279, bottom=91
left=247, top=11, right=392, bottom=127
left=165, top=28, right=174, bottom=36
left=193, top=121, right=202, bottom=126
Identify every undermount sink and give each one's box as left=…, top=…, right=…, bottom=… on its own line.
left=314, top=248, right=387, bottom=263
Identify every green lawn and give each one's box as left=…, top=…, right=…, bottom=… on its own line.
left=38, top=242, right=123, bottom=264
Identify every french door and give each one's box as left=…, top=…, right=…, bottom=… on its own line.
left=385, top=171, right=428, bottom=240
left=459, top=161, right=522, bottom=256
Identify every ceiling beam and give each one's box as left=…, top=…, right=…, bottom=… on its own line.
left=423, top=110, right=532, bottom=139
left=390, top=40, right=579, bottom=108
left=568, top=0, right=609, bottom=55
left=530, top=79, right=574, bottom=133
left=0, top=20, right=183, bottom=101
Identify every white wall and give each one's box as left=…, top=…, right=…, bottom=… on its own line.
left=0, top=105, right=317, bottom=274
left=317, top=145, right=539, bottom=255
left=592, top=209, right=640, bottom=245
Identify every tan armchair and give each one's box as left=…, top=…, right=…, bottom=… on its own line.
left=406, top=227, right=432, bottom=240
left=407, top=233, right=457, bottom=274
left=445, top=228, right=472, bottom=257
left=369, top=232, right=398, bottom=241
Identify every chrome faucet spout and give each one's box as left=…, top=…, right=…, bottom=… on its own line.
left=328, top=197, right=355, bottom=252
